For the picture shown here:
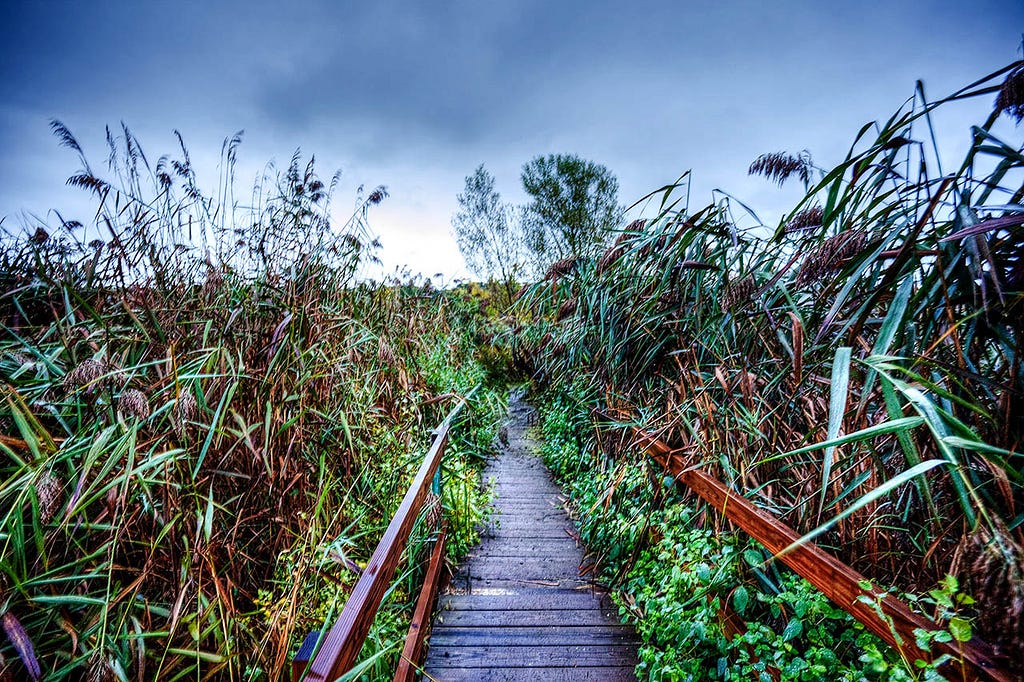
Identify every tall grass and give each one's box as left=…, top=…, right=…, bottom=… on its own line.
left=515, top=60, right=1024, bottom=671
left=0, top=126, right=499, bottom=680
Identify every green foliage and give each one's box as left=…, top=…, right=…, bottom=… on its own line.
left=536, top=392, right=982, bottom=681
left=521, top=153, right=623, bottom=267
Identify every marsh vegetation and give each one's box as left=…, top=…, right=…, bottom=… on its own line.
left=2, top=58, right=1023, bottom=682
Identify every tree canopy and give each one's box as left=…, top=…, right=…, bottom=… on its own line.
left=452, top=155, right=623, bottom=286
left=452, top=164, right=522, bottom=300
left=520, top=153, right=622, bottom=265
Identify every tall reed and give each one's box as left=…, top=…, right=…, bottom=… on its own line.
left=515, top=60, right=1024, bottom=669
left=0, top=126, right=498, bottom=680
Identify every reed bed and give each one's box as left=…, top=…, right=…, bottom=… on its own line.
left=0, top=126, right=501, bottom=680
left=515, top=61, right=1024, bottom=678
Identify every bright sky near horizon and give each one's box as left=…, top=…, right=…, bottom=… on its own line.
left=1, top=1, right=1022, bottom=281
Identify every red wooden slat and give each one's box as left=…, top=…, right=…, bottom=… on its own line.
left=630, top=427, right=1011, bottom=682
left=393, top=523, right=448, bottom=682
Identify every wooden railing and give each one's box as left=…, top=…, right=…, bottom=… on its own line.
left=292, top=390, right=476, bottom=682
left=626, top=425, right=1012, bottom=682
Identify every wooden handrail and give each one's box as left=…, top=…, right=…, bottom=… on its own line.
left=392, top=523, right=448, bottom=682
left=628, top=426, right=1011, bottom=682
left=296, top=391, right=474, bottom=681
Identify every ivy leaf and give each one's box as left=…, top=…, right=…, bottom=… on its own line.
left=783, top=617, right=803, bottom=641
left=948, top=617, right=972, bottom=642
left=733, top=586, right=749, bottom=615
left=744, top=549, right=764, bottom=567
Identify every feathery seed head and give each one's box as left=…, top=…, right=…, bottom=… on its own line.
left=796, top=230, right=868, bottom=287
left=749, top=151, right=812, bottom=187
left=174, top=392, right=198, bottom=436
left=720, top=275, right=757, bottom=312
left=36, top=472, right=63, bottom=525
left=556, top=298, right=577, bottom=321
left=544, top=257, right=579, bottom=282
left=177, top=392, right=198, bottom=422
left=995, top=66, right=1024, bottom=123
left=87, top=653, right=117, bottom=682
left=118, top=389, right=150, bottom=421
left=423, top=492, right=443, bottom=528
left=786, top=206, right=825, bottom=233
left=64, top=359, right=107, bottom=392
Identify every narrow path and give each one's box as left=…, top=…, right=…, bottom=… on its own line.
left=423, top=397, right=639, bottom=681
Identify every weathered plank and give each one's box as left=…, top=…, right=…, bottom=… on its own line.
left=421, top=667, right=637, bottom=681
left=435, top=609, right=622, bottom=627
left=454, top=556, right=584, bottom=577
left=425, top=397, right=639, bottom=680
left=465, top=539, right=583, bottom=554
left=439, top=592, right=606, bottom=611
left=429, top=626, right=635, bottom=646
left=426, top=645, right=638, bottom=667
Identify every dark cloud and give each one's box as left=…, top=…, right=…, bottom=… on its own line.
left=2, top=0, right=1022, bottom=277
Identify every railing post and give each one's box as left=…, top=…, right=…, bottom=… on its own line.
left=291, top=632, right=320, bottom=682
left=392, top=523, right=448, bottom=682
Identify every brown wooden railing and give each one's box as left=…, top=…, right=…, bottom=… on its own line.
left=626, top=425, right=1012, bottom=682
left=292, top=390, right=476, bottom=682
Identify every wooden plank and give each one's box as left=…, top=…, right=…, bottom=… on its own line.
left=446, top=578, right=587, bottom=592
left=435, top=609, right=622, bottom=627
left=630, top=427, right=1011, bottom=682
left=429, top=626, right=636, bottom=646
left=467, top=539, right=583, bottom=554
left=486, top=517, right=574, bottom=526
left=424, top=644, right=637, bottom=667
left=421, top=666, right=637, bottom=681
left=458, top=556, right=582, bottom=572
left=480, top=528, right=574, bottom=538
left=393, top=525, right=448, bottom=682
left=439, top=592, right=604, bottom=611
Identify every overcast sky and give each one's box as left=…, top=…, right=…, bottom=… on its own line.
left=1, top=1, right=1022, bottom=280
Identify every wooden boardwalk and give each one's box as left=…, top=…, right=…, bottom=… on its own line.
left=423, top=399, right=639, bottom=681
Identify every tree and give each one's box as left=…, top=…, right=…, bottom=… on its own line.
left=452, top=165, right=523, bottom=302
left=520, top=154, right=622, bottom=267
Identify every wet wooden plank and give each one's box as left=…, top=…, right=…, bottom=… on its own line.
left=425, top=397, right=638, bottom=680
left=426, top=645, right=638, bottom=667
left=429, top=626, right=636, bottom=646
left=455, top=556, right=583, bottom=576
left=421, top=666, right=637, bottom=681
left=435, top=609, right=623, bottom=628
left=466, top=539, right=583, bottom=554
left=439, top=592, right=605, bottom=611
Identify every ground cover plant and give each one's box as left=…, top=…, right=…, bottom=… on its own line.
left=0, top=127, right=502, bottom=680
left=515, top=61, right=1024, bottom=678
